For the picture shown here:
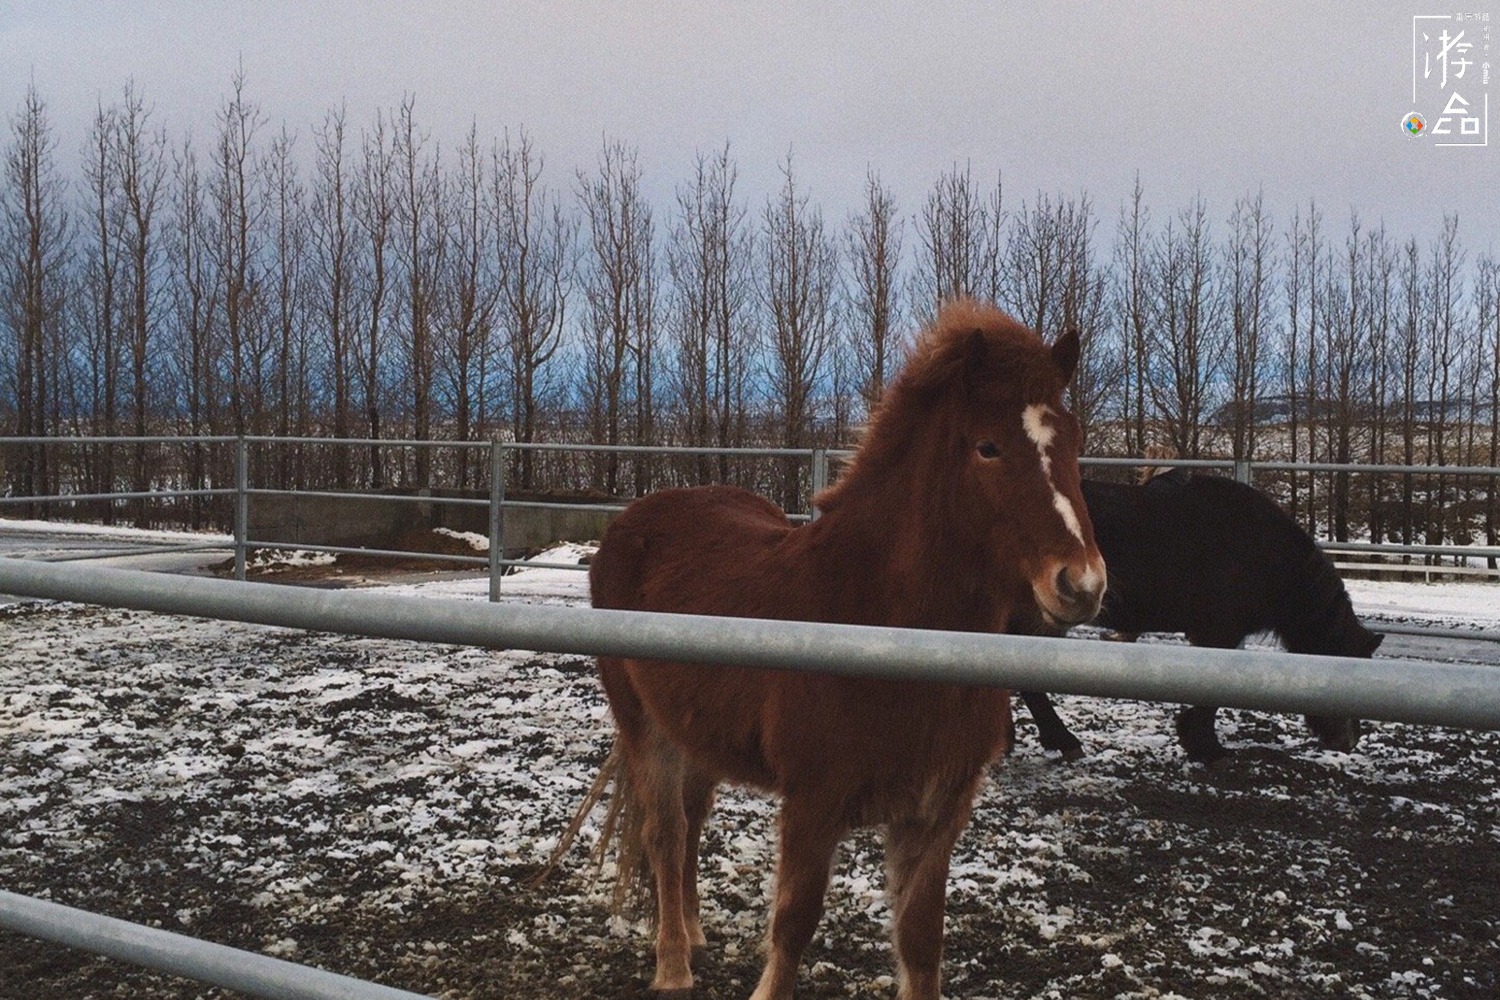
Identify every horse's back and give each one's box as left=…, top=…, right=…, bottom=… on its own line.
left=590, top=486, right=804, bottom=789
left=590, top=485, right=796, bottom=616
left=1084, top=473, right=1311, bottom=639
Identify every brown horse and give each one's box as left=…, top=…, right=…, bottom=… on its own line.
left=587, top=301, right=1105, bottom=999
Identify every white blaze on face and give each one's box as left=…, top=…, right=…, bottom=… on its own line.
left=1022, top=403, right=1087, bottom=547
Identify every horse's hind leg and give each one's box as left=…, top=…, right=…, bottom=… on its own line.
left=750, top=796, right=846, bottom=1000
left=622, top=724, right=696, bottom=996
left=884, top=808, right=970, bottom=1000
left=682, top=767, right=717, bottom=965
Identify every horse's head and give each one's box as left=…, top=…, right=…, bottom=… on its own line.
left=899, top=301, right=1107, bottom=627
left=1305, top=625, right=1383, bottom=752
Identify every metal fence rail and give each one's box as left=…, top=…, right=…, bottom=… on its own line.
left=1, top=558, right=1498, bottom=730
left=0, top=890, right=435, bottom=1000
left=5, top=437, right=1500, bottom=590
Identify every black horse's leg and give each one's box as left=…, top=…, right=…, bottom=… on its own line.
left=1018, top=692, right=1085, bottom=760
left=1175, top=705, right=1229, bottom=764
left=1176, top=632, right=1244, bottom=764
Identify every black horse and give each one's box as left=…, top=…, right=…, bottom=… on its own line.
left=1021, top=469, right=1384, bottom=763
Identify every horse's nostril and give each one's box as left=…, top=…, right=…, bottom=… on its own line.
left=1055, top=566, right=1076, bottom=601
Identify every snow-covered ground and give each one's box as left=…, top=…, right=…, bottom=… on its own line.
left=1, top=526, right=1498, bottom=999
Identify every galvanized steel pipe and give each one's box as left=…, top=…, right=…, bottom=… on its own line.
left=0, top=559, right=1498, bottom=730
left=0, top=890, right=435, bottom=1000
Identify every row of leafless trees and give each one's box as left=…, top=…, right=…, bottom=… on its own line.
left=3, top=81, right=1499, bottom=546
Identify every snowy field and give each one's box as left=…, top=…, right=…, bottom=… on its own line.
left=1, top=525, right=1499, bottom=999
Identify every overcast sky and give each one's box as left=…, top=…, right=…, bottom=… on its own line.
left=2, top=1, right=1494, bottom=254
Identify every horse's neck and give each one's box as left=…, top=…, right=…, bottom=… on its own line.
left=1276, top=559, right=1367, bottom=656
left=809, top=464, right=1017, bottom=630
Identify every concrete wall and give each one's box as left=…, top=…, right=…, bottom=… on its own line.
left=248, top=490, right=616, bottom=557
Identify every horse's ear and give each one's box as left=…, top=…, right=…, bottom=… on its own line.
left=1051, top=327, right=1081, bottom=383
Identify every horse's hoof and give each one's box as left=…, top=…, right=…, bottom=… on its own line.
left=1039, top=735, right=1084, bottom=757
left=690, top=943, right=710, bottom=969
left=1187, top=749, right=1232, bottom=769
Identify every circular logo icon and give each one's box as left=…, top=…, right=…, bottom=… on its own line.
left=1402, top=111, right=1427, bottom=137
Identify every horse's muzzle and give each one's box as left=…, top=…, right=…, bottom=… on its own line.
left=1035, top=558, right=1106, bottom=627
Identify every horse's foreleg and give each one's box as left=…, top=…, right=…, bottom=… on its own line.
left=1176, top=705, right=1229, bottom=764
left=750, top=798, right=845, bottom=1000
left=682, top=769, right=718, bottom=964
left=1179, top=634, right=1242, bottom=764
left=630, top=730, right=695, bottom=996
left=1018, top=691, right=1084, bottom=759
left=884, top=809, right=969, bottom=1000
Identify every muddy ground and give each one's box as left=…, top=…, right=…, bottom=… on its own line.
left=1, top=593, right=1497, bottom=1000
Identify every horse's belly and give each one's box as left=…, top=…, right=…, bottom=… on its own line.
left=621, top=661, right=1012, bottom=818
left=627, top=660, right=780, bottom=789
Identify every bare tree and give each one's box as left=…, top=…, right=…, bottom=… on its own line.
left=1224, top=191, right=1273, bottom=461
left=439, top=123, right=499, bottom=488
left=1478, top=255, right=1500, bottom=567
left=845, top=169, right=905, bottom=412
left=577, top=138, right=657, bottom=495
left=666, top=144, right=754, bottom=484
left=1149, top=198, right=1225, bottom=459
left=1394, top=236, right=1425, bottom=550
left=392, top=97, right=444, bottom=487
left=310, top=106, right=356, bottom=485
left=265, top=125, right=311, bottom=486
left=1, top=84, right=70, bottom=508
left=493, top=128, right=573, bottom=490
left=1424, top=214, right=1466, bottom=548
left=761, top=154, right=837, bottom=510
left=352, top=111, right=396, bottom=486
left=111, top=83, right=170, bottom=523
left=1362, top=223, right=1395, bottom=546
left=913, top=163, right=1002, bottom=319
left=166, top=136, right=220, bottom=523
left=1283, top=202, right=1324, bottom=526
left=1320, top=212, right=1372, bottom=542
left=1004, top=192, right=1112, bottom=440
left=79, top=97, right=124, bottom=505
left=208, top=68, right=266, bottom=437
left=1114, top=175, right=1152, bottom=456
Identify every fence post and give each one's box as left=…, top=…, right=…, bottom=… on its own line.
left=810, top=449, right=828, bottom=521
left=233, top=437, right=248, bottom=582
left=488, top=441, right=505, bottom=602
left=1234, top=459, right=1253, bottom=486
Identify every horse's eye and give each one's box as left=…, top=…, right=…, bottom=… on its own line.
left=976, top=441, right=1001, bottom=460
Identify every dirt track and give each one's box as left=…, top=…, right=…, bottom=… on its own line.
left=1, top=599, right=1497, bottom=999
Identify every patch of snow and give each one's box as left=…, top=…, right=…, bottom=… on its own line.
left=433, top=527, right=490, bottom=551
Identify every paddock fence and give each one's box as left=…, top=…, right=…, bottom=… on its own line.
left=1, top=557, right=1500, bottom=995
left=2, top=436, right=1499, bottom=637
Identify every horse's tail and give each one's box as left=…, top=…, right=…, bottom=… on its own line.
left=529, top=740, right=653, bottom=915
